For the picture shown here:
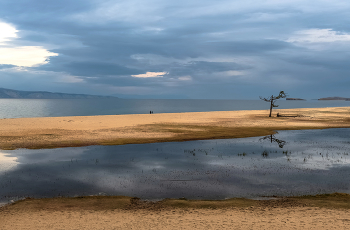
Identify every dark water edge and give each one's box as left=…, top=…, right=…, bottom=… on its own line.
left=0, top=98, right=349, bottom=118
left=1, top=128, right=349, bottom=206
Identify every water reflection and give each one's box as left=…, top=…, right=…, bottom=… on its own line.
left=0, top=152, right=18, bottom=175
left=0, top=128, right=349, bottom=205
left=260, top=133, right=286, bottom=148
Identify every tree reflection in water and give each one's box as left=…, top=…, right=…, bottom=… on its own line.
left=260, top=133, right=286, bottom=148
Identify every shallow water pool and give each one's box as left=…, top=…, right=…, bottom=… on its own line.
left=0, top=128, right=349, bottom=205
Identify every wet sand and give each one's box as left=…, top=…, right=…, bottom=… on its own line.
left=0, top=106, right=349, bottom=150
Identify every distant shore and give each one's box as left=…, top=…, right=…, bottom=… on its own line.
left=0, top=106, right=349, bottom=150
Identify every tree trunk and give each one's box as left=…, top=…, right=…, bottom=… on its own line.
left=269, top=99, right=273, bottom=117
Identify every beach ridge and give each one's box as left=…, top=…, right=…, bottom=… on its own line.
left=0, top=107, right=350, bottom=149
left=0, top=106, right=349, bottom=150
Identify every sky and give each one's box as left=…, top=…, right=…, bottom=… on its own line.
left=0, top=0, right=350, bottom=99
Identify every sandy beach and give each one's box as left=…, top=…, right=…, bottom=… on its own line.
left=1, top=106, right=350, bottom=229
left=0, top=106, right=349, bottom=150
left=1, top=194, right=350, bottom=229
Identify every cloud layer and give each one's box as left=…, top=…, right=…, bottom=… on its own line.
left=0, top=0, right=350, bottom=98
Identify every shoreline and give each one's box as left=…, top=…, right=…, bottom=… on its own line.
left=2, top=192, right=350, bottom=209
left=1, top=193, right=349, bottom=229
left=0, top=106, right=349, bottom=150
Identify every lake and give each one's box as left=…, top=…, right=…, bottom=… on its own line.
left=1, top=128, right=349, bottom=206
left=0, top=98, right=349, bottom=118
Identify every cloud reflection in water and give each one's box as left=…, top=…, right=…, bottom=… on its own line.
left=0, top=128, right=349, bottom=205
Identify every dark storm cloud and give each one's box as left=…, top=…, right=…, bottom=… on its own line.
left=40, top=61, right=143, bottom=77
left=0, top=0, right=92, bottom=29
left=175, top=61, right=247, bottom=73
left=199, top=40, right=293, bottom=55
left=284, top=52, right=350, bottom=70
left=1, top=0, right=350, bottom=98
left=0, top=64, right=16, bottom=70
left=77, top=60, right=249, bottom=87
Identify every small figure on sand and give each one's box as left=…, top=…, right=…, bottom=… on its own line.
left=150, top=111, right=154, bottom=114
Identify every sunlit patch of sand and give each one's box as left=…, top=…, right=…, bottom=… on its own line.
left=0, top=107, right=349, bottom=149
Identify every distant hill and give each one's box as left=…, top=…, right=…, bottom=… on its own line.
left=0, top=88, right=116, bottom=99
left=318, top=97, right=350, bottom=101
left=286, top=98, right=305, bottom=101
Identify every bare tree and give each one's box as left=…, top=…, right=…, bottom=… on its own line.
left=259, top=91, right=287, bottom=117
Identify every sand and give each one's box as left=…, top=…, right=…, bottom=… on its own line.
left=1, top=195, right=350, bottom=229
left=0, top=106, right=349, bottom=149
left=1, top=106, right=350, bottom=229
left=1, top=207, right=349, bottom=229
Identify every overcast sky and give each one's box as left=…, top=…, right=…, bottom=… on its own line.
left=1, top=0, right=350, bottom=99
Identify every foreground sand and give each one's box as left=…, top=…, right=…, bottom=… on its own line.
left=0, top=106, right=349, bottom=149
left=1, top=194, right=350, bottom=229
left=2, top=207, right=349, bottom=229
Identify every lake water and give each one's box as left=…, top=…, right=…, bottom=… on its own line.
left=1, top=128, right=349, bottom=206
left=0, top=98, right=349, bottom=118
